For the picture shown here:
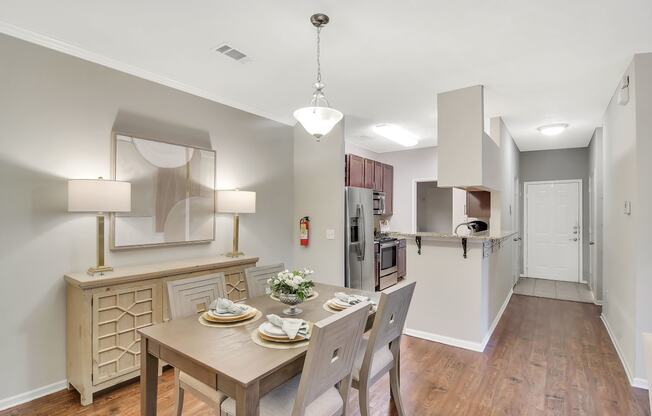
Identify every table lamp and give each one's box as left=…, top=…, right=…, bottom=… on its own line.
left=217, top=190, right=256, bottom=257
left=68, top=177, right=131, bottom=275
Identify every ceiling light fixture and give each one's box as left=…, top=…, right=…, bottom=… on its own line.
left=537, top=123, right=569, bottom=136
left=373, top=124, right=420, bottom=147
left=293, top=13, right=343, bottom=141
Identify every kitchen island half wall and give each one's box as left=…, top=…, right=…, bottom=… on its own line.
left=397, top=232, right=517, bottom=351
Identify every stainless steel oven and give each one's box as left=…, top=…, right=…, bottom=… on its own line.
left=372, top=191, right=386, bottom=215
left=377, top=238, right=398, bottom=290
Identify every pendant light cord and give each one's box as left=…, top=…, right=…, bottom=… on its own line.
left=316, top=26, right=322, bottom=84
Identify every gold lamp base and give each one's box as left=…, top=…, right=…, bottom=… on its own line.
left=224, top=213, right=246, bottom=258
left=86, top=213, right=113, bottom=276
left=88, top=265, right=114, bottom=275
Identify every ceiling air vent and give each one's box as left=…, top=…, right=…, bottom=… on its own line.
left=213, top=43, right=248, bottom=62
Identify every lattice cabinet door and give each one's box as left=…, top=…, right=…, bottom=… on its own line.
left=224, top=270, right=248, bottom=301
left=91, top=283, right=160, bottom=385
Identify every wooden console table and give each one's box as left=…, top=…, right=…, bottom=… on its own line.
left=64, top=256, right=258, bottom=405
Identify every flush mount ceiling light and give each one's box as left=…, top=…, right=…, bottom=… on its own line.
left=293, top=13, right=343, bottom=141
left=373, top=124, right=420, bottom=147
left=537, top=123, right=569, bottom=136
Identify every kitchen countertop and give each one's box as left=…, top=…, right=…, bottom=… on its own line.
left=388, top=231, right=518, bottom=242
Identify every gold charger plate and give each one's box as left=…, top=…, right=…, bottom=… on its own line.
left=257, top=322, right=312, bottom=343
left=202, top=307, right=258, bottom=323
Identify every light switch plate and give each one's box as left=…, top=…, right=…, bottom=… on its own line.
left=326, top=229, right=335, bottom=240
left=624, top=201, right=632, bottom=215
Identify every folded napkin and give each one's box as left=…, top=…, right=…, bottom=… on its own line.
left=334, top=292, right=374, bottom=306
left=266, top=314, right=310, bottom=340
left=209, top=297, right=249, bottom=315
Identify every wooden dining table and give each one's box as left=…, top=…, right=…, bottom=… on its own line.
left=138, top=283, right=379, bottom=416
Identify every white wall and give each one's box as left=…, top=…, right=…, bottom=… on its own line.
left=601, top=53, right=652, bottom=385
left=588, top=128, right=603, bottom=300
left=378, top=148, right=438, bottom=232
left=293, top=123, right=345, bottom=285
left=0, top=34, right=294, bottom=403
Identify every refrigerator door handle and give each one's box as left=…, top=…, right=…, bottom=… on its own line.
left=359, top=204, right=366, bottom=261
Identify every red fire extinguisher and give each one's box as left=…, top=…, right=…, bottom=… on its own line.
left=300, top=216, right=310, bottom=246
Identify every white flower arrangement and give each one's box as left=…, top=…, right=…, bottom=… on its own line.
left=267, top=268, right=315, bottom=300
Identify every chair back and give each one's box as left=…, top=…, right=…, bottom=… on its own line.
left=166, top=273, right=227, bottom=320
left=366, top=281, right=416, bottom=354
left=292, top=302, right=370, bottom=416
left=245, top=263, right=284, bottom=299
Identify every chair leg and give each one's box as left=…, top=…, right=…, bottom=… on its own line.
left=174, top=368, right=185, bottom=416
left=358, top=379, right=371, bottom=416
left=389, top=342, right=406, bottom=416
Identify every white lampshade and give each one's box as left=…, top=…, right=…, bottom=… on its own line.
left=68, top=179, right=131, bottom=213
left=217, top=190, right=256, bottom=214
left=293, top=106, right=343, bottom=139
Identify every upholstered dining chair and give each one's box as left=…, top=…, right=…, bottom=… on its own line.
left=166, top=273, right=228, bottom=415
left=244, top=263, right=285, bottom=299
left=220, top=301, right=371, bottom=416
left=352, top=281, right=416, bottom=416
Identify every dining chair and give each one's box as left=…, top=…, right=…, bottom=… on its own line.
left=220, top=301, right=371, bottom=416
left=166, top=273, right=229, bottom=416
left=352, top=281, right=416, bottom=416
left=244, top=263, right=285, bottom=298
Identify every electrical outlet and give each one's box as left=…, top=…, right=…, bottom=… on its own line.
left=326, top=229, right=335, bottom=240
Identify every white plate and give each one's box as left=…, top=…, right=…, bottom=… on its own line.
left=208, top=305, right=250, bottom=318
left=259, top=322, right=287, bottom=337
left=331, top=298, right=352, bottom=308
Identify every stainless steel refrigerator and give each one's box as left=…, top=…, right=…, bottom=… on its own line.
left=345, top=187, right=375, bottom=291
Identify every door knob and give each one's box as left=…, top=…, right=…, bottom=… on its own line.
left=589, top=241, right=595, bottom=245
left=573, top=231, right=578, bottom=234
left=570, top=238, right=578, bottom=242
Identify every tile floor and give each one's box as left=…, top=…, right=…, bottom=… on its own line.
left=513, top=277, right=594, bottom=303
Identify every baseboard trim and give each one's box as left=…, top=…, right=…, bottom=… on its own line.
left=600, top=314, right=648, bottom=390
left=0, top=379, right=68, bottom=411
left=405, top=289, right=513, bottom=353
left=480, top=288, right=513, bottom=350
left=404, top=328, right=484, bottom=352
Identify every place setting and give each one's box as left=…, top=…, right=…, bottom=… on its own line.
left=324, top=291, right=376, bottom=313
left=251, top=314, right=312, bottom=350
left=198, top=297, right=262, bottom=328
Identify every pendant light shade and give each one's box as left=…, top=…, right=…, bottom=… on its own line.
left=293, top=106, right=343, bottom=139
left=294, top=13, right=342, bottom=140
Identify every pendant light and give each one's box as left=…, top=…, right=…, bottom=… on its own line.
left=293, top=13, right=343, bottom=141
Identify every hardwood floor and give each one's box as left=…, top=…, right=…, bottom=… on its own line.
left=2, top=295, right=649, bottom=415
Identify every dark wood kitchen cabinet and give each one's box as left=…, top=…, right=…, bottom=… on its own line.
left=346, top=154, right=364, bottom=187
left=397, top=239, right=406, bottom=279
left=346, top=154, right=394, bottom=216
left=382, top=163, right=393, bottom=215
left=373, top=161, right=384, bottom=191
left=363, top=158, right=375, bottom=189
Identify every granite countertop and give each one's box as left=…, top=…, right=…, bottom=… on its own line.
left=388, top=231, right=518, bottom=242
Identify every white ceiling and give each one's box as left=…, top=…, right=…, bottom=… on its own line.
left=1, top=0, right=651, bottom=152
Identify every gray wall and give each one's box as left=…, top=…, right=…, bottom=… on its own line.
left=0, top=34, right=294, bottom=401
left=293, top=122, right=346, bottom=286
left=416, top=181, right=453, bottom=233
left=519, top=147, right=590, bottom=281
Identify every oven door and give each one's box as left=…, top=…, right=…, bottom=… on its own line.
left=379, top=241, right=398, bottom=276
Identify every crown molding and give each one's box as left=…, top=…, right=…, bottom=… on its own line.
left=0, top=20, right=293, bottom=126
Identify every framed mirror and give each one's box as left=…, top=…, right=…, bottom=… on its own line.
left=110, top=132, right=216, bottom=249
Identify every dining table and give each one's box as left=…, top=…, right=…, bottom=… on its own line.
left=138, top=282, right=379, bottom=416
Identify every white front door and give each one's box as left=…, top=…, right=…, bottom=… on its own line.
left=525, top=181, right=581, bottom=282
